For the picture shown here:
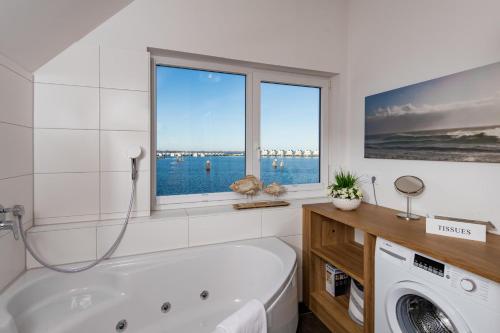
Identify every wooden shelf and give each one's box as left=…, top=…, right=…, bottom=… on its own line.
left=303, top=208, right=375, bottom=333
left=310, top=291, right=363, bottom=333
left=311, top=243, right=364, bottom=285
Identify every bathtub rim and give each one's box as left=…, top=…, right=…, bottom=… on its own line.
left=0, top=237, right=297, bottom=317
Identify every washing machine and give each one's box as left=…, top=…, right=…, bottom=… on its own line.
left=375, top=238, right=500, bottom=333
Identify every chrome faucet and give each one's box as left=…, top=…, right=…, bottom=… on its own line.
left=0, top=204, right=24, bottom=240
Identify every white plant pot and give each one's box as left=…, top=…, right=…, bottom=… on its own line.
left=332, top=198, right=361, bottom=211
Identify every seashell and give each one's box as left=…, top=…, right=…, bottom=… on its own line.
left=264, top=182, right=286, bottom=197
left=229, top=175, right=263, bottom=196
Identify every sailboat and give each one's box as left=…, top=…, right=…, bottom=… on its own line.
left=279, top=160, right=284, bottom=169
left=272, top=159, right=278, bottom=169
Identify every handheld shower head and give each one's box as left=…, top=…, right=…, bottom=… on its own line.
left=128, top=146, right=142, bottom=160
left=128, top=146, right=142, bottom=180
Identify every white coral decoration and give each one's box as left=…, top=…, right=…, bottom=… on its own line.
left=331, top=186, right=363, bottom=200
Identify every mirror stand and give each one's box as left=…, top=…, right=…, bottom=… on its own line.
left=397, top=196, right=420, bottom=220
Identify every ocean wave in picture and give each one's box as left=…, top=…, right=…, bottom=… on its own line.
left=365, top=125, right=500, bottom=163
left=364, top=61, right=500, bottom=163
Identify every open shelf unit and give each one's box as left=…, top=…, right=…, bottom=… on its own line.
left=303, top=209, right=376, bottom=333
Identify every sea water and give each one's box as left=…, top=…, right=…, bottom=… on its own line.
left=365, top=125, right=500, bottom=163
left=156, top=156, right=320, bottom=196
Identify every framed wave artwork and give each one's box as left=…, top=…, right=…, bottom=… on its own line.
left=364, top=61, right=500, bottom=163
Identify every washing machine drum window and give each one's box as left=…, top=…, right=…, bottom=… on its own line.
left=396, top=294, right=457, bottom=333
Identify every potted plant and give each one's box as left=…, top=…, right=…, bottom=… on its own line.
left=328, top=170, right=363, bottom=211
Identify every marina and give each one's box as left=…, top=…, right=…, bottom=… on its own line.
left=156, top=153, right=320, bottom=196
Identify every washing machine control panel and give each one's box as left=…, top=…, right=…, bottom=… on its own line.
left=413, top=254, right=445, bottom=277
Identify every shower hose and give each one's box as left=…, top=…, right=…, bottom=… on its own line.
left=15, top=180, right=136, bottom=273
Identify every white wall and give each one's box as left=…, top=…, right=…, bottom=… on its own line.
left=347, top=0, right=500, bottom=230
left=33, top=44, right=151, bottom=225
left=79, top=0, right=348, bottom=73
left=0, top=55, right=33, bottom=290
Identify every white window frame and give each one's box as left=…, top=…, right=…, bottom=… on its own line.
left=152, top=55, right=330, bottom=209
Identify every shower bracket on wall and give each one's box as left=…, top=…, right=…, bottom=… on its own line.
left=0, top=204, right=24, bottom=240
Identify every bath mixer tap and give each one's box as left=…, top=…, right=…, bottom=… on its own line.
left=0, top=204, right=24, bottom=240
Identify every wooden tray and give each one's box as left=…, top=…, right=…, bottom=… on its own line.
left=233, top=200, right=290, bottom=210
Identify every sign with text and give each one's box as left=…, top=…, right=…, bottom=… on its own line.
left=426, top=217, right=486, bottom=242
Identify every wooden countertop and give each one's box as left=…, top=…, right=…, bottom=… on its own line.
left=303, top=202, right=500, bottom=283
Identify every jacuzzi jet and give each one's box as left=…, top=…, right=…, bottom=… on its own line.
left=161, top=301, right=171, bottom=313
left=200, top=290, right=209, bottom=300
left=116, top=319, right=128, bottom=332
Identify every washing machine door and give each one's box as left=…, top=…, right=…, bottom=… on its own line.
left=385, top=281, right=471, bottom=333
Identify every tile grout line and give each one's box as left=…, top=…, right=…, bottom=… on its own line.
left=33, top=127, right=148, bottom=132
left=98, top=45, right=102, bottom=224
left=0, top=62, right=32, bottom=82
left=0, top=120, right=33, bottom=129
left=33, top=80, right=148, bottom=93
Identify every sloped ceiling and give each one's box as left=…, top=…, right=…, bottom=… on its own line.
left=0, top=0, right=134, bottom=72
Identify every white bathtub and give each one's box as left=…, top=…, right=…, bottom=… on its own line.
left=0, top=237, right=298, bottom=333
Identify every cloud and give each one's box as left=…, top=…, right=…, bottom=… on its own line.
left=367, top=91, right=500, bottom=120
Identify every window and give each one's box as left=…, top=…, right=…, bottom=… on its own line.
left=260, top=82, right=321, bottom=186
left=155, top=66, right=246, bottom=196
left=153, top=56, right=329, bottom=206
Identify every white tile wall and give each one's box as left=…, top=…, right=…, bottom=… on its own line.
left=97, top=218, right=188, bottom=258
left=34, top=83, right=99, bottom=129
left=0, top=232, right=26, bottom=289
left=262, top=207, right=302, bottom=237
left=0, top=65, right=33, bottom=127
left=100, top=47, right=150, bottom=91
left=26, top=227, right=96, bottom=268
left=100, top=171, right=150, bottom=215
left=33, top=44, right=151, bottom=224
left=0, top=175, right=34, bottom=236
left=0, top=123, right=32, bottom=180
left=188, top=210, right=261, bottom=246
left=100, top=89, right=149, bottom=131
left=35, top=43, right=99, bottom=87
left=34, top=173, right=99, bottom=222
left=34, top=129, right=99, bottom=173
left=100, top=131, right=150, bottom=172
left=0, top=58, right=33, bottom=290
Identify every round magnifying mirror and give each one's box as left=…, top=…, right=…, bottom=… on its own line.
left=394, top=176, right=424, bottom=220
left=395, top=176, right=424, bottom=196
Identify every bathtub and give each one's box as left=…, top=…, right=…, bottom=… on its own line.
left=0, top=237, right=298, bottom=333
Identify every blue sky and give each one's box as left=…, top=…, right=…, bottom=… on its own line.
left=365, top=61, right=500, bottom=135
left=156, top=65, right=320, bottom=151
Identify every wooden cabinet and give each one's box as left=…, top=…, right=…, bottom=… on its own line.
left=303, top=202, right=500, bottom=333
left=303, top=210, right=373, bottom=333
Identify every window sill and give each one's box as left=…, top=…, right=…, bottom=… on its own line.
left=154, top=188, right=328, bottom=211
left=159, top=196, right=330, bottom=218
